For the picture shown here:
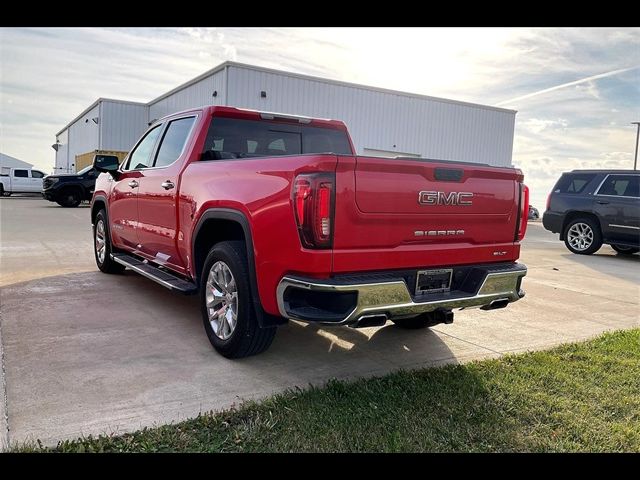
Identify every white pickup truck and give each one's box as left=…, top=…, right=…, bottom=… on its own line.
left=0, top=167, right=46, bottom=196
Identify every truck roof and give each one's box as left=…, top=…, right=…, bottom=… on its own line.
left=157, top=105, right=349, bottom=131
left=568, top=169, right=639, bottom=174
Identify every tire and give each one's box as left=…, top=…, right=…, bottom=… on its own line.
left=1, top=184, right=11, bottom=197
left=57, top=189, right=81, bottom=207
left=611, top=244, right=640, bottom=255
left=93, top=210, right=125, bottom=274
left=563, top=217, right=602, bottom=255
left=200, top=241, right=276, bottom=358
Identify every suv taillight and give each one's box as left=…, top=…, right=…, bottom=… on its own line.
left=293, top=173, right=334, bottom=249
left=516, top=183, right=529, bottom=242
left=546, top=192, right=551, bottom=211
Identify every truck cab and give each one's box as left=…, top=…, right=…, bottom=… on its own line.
left=0, top=167, right=46, bottom=196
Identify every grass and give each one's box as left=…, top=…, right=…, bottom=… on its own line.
left=17, top=329, right=640, bottom=452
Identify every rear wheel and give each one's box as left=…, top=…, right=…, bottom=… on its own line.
left=93, top=210, right=125, bottom=274
left=1, top=185, right=10, bottom=197
left=200, top=241, right=276, bottom=358
left=57, top=189, right=81, bottom=207
left=611, top=244, right=640, bottom=255
left=563, top=217, right=602, bottom=255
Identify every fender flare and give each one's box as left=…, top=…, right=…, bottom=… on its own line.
left=192, top=208, right=286, bottom=328
left=91, top=194, right=114, bottom=246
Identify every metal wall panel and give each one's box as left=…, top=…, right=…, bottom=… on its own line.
left=57, top=104, right=100, bottom=173
left=225, top=66, right=515, bottom=167
left=149, top=70, right=225, bottom=121
left=54, top=129, right=69, bottom=173
left=100, top=101, right=149, bottom=152
left=60, top=64, right=516, bottom=172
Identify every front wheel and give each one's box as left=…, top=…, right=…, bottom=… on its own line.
left=200, top=241, right=276, bottom=358
left=563, top=218, right=602, bottom=255
left=57, top=189, right=81, bottom=207
left=611, top=244, right=640, bottom=255
left=93, top=210, right=125, bottom=274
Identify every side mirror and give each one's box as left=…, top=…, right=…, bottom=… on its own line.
left=93, top=154, right=120, bottom=177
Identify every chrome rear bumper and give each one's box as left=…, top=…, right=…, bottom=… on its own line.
left=276, top=263, right=527, bottom=326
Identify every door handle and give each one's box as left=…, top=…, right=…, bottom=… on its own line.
left=128, top=180, right=139, bottom=188
left=161, top=180, right=175, bottom=190
left=597, top=200, right=609, bottom=205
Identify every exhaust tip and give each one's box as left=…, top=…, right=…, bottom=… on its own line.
left=481, top=299, right=509, bottom=311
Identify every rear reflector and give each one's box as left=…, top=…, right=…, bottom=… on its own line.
left=517, top=184, right=529, bottom=241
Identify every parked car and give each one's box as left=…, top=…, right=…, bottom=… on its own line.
left=528, top=205, right=540, bottom=220
left=42, top=165, right=98, bottom=207
left=91, top=106, right=529, bottom=358
left=0, top=167, right=46, bottom=196
left=543, top=170, right=639, bottom=255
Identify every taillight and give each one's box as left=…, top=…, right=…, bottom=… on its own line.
left=292, top=173, right=334, bottom=249
left=516, top=183, right=529, bottom=241
left=546, top=192, right=551, bottom=211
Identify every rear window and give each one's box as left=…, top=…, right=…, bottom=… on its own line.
left=554, top=173, right=596, bottom=194
left=201, top=117, right=353, bottom=160
left=14, top=170, right=28, bottom=178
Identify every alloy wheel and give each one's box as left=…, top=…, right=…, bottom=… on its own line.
left=95, top=219, right=106, bottom=264
left=567, top=222, right=594, bottom=251
left=205, top=261, right=238, bottom=340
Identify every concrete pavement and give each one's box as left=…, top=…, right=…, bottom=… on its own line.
left=1, top=196, right=638, bottom=447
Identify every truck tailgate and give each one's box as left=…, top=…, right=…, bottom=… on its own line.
left=332, top=156, right=524, bottom=273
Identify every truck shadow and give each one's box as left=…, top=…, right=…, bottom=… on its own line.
left=557, top=250, right=640, bottom=286
left=1, top=270, right=495, bottom=446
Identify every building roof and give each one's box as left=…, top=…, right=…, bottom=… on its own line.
left=148, top=61, right=517, bottom=115
left=0, top=152, right=33, bottom=169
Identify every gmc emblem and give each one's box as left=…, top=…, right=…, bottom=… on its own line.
left=418, top=191, right=473, bottom=206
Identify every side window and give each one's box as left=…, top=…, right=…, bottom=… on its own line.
left=554, top=174, right=595, bottom=194
left=153, top=117, right=196, bottom=168
left=125, top=125, right=162, bottom=170
left=31, top=171, right=45, bottom=178
left=597, top=175, right=639, bottom=197
left=14, top=170, right=28, bottom=178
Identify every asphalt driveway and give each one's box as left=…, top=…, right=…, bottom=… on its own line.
left=1, top=196, right=638, bottom=448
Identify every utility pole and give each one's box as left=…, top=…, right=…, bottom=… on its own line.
left=632, top=122, right=640, bottom=171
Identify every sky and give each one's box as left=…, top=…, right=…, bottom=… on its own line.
left=1, top=27, right=639, bottom=209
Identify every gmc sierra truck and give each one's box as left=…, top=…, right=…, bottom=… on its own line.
left=91, top=106, right=529, bottom=358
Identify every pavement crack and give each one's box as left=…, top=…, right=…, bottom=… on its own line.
left=431, top=329, right=503, bottom=356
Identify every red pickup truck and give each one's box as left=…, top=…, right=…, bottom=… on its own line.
left=91, top=106, right=528, bottom=358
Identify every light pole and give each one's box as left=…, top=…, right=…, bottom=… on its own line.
left=632, top=122, right=640, bottom=171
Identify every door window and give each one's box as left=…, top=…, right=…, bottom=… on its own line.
left=14, top=170, right=28, bottom=178
left=125, top=125, right=162, bottom=170
left=31, top=171, right=45, bottom=178
left=153, top=117, right=196, bottom=168
left=596, top=175, right=640, bottom=198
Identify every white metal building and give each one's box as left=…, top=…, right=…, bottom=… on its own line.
left=54, top=61, right=516, bottom=173
left=1, top=152, right=34, bottom=170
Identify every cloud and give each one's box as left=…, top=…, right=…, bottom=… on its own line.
left=0, top=27, right=638, bottom=213
left=495, top=66, right=638, bottom=107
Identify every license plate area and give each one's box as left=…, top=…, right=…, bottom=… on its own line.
left=415, top=268, right=452, bottom=295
